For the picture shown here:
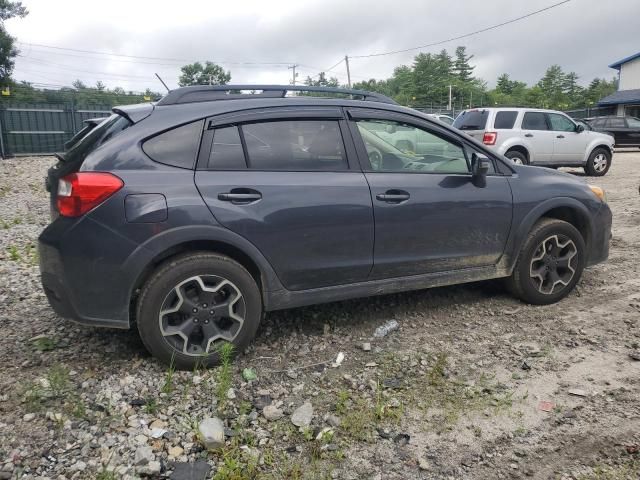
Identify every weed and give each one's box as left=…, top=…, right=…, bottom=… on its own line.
left=23, top=382, right=45, bottom=412
left=576, top=460, right=640, bottom=480
left=212, top=439, right=259, bottom=480
left=215, top=342, right=234, bottom=411
left=47, top=365, right=70, bottom=398
left=95, top=469, right=117, bottom=480
left=68, top=395, right=88, bottom=419
left=335, top=390, right=350, bottom=415
left=8, top=245, right=20, bottom=262
left=143, top=398, right=159, bottom=415
left=31, top=335, right=57, bottom=352
left=161, top=354, right=176, bottom=394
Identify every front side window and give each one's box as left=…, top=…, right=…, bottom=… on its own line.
left=626, top=117, right=640, bottom=128
left=143, top=121, right=203, bottom=169
left=208, top=126, right=245, bottom=169
left=242, top=120, right=347, bottom=171
left=547, top=113, right=576, bottom=132
left=494, top=111, right=518, bottom=129
left=355, top=119, right=469, bottom=174
left=522, top=112, right=548, bottom=131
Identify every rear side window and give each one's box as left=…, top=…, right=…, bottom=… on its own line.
left=452, top=110, right=489, bottom=130
left=242, top=120, right=347, bottom=171
left=591, top=118, right=605, bottom=128
left=627, top=117, right=640, bottom=128
left=143, top=121, right=203, bottom=169
left=609, top=117, right=625, bottom=128
left=208, top=126, right=246, bottom=169
left=522, top=112, right=548, bottom=131
left=493, top=111, right=518, bottom=129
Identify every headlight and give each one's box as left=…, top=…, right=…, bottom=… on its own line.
left=589, top=185, right=606, bottom=202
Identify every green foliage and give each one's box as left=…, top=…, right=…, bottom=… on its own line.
left=216, top=342, right=234, bottom=411
left=0, top=1, right=27, bottom=84
left=178, top=61, right=231, bottom=86
left=161, top=354, right=176, bottom=394
left=304, top=72, right=339, bottom=88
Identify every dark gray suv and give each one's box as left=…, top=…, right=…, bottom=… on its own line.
left=39, top=85, right=612, bottom=369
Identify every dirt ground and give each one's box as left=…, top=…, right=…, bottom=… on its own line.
left=0, top=152, right=638, bottom=480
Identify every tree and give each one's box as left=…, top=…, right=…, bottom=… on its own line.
left=0, top=0, right=27, bottom=85
left=178, top=61, right=231, bottom=87
left=453, top=46, right=475, bottom=84
left=304, top=72, right=339, bottom=88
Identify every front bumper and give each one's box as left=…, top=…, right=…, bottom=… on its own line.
left=586, top=202, right=612, bottom=267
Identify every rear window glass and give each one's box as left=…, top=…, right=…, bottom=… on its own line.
left=453, top=110, right=489, bottom=130
left=208, top=126, right=246, bottom=169
left=522, top=112, right=548, bottom=131
left=65, top=114, right=131, bottom=162
left=143, top=121, right=203, bottom=169
left=493, top=111, right=518, bottom=129
left=242, top=120, right=347, bottom=171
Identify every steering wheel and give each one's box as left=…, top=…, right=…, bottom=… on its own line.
left=368, top=150, right=382, bottom=170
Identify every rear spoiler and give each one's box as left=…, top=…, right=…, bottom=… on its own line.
left=112, top=102, right=154, bottom=124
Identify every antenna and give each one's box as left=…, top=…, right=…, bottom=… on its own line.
left=155, top=73, right=170, bottom=92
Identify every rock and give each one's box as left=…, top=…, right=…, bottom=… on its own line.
left=226, top=388, right=236, bottom=400
left=72, top=460, right=87, bottom=471
left=151, top=428, right=167, bottom=439
left=198, top=417, right=225, bottom=449
left=134, top=446, right=154, bottom=466
left=192, top=375, right=203, bottom=385
left=568, top=388, right=587, bottom=397
left=393, top=433, right=410, bottom=446
left=326, top=414, right=341, bottom=427
left=242, top=368, right=257, bottom=381
left=332, top=352, right=345, bottom=367
left=362, top=342, right=372, bottom=351
left=374, top=320, right=399, bottom=338
left=168, top=446, right=184, bottom=457
left=139, top=460, right=161, bottom=475
left=518, top=343, right=542, bottom=357
left=629, top=351, right=640, bottom=361
left=170, top=460, right=211, bottom=480
left=418, top=457, right=430, bottom=470
left=263, top=405, right=284, bottom=421
left=23, top=413, right=36, bottom=422
left=291, top=401, right=313, bottom=427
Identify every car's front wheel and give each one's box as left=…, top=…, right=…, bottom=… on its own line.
left=136, top=252, right=262, bottom=369
left=505, top=150, right=528, bottom=165
left=506, top=218, right=585, bottom=305
left=584, top=148, right=611, bottom=176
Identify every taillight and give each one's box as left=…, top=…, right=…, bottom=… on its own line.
left=57, top=172, right=123, bottom=217
left=483, top=131, right=497, bottom=145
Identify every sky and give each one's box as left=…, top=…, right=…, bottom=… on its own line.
left=6, top=0, right=639, bottom=93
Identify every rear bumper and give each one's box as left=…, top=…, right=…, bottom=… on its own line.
left=38, top=216, right=136, bottom=329
left=586, top=202, right=612, bottom=267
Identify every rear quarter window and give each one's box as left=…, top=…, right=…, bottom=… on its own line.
left=493, top=111, right=518, bottom=129
left=453, top=110, right=489, bottom=130
left=143, top=121, right=204, bottom=169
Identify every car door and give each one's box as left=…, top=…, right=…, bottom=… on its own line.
left=546, top=112, right=589, bottom=164
left=195, top=108, right=374, bottom=291
left=625, top=117, right=640, bottom=146
left=520, top=111, right=555, bottom=163
left=347, top=108, right=513, bottom=279
left=606, top=117, right=630, bottom=146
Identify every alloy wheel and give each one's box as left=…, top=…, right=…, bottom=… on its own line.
left=158, top=275, right=245, bottom=356
left=593, top=153, right=608, bottom=173
left=529, top=234, right=578, bottom=295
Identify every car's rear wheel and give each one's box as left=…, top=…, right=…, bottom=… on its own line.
left=584, top=148, right=611, bottom=176
left=136, top=252, right=262, bottom=369
left=505, top=150, right=528, bottom=165
left=506, top=218, right=585, bottom=305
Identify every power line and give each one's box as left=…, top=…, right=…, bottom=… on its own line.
left=350, top=0, right=572, bottom=58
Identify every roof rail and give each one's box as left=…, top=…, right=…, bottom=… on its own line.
left=156, top=84, right=397, bottom=106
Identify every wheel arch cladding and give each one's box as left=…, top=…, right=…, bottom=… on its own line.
left=505, top=145, right=529, bottom=161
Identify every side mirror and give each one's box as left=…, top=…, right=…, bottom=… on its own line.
left=576, top=124, right=585, bottom=133
left=471, top=153, right=490, bottom=177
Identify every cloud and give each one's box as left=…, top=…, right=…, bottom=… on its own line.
left=7, top=0, right=638, bottom=91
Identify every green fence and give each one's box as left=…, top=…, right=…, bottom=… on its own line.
left=0, top=102, right=113, bottom=157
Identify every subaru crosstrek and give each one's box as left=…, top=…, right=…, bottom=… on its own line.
left=39, top=85, right=612, bottom=369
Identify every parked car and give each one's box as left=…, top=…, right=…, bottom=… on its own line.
left=39, top=85, right=611, bottom=369
left=452, top=108, right=615, bottom=176
left=426, top=113, right=455, bottom=125
left=587, top=116, right=640, bottom=148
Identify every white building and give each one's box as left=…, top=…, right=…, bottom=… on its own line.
left=599, top=52, right=640, bottom=117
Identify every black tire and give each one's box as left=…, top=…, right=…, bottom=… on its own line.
left=136, top=252, right=262, bottom=369
left=506, top=218, right=585, bottom=305
left=584, top=147, right=611, bottom=176
left=505, top=150, right=529, bottom=165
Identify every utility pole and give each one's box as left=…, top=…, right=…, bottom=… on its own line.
left=209, top=74, right=212, bottom=85
left=288, top=64, right=299, bottom=85
left=447, top=85, right=452, bottom=111
left=345, top=55, right=352, bottom=88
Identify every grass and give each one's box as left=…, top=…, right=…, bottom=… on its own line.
left=8, top=244, right=21, bottom=261
left=31, top=335, right=57, bottom=352
left=211, top=438, right=259, bottom=480
left=576, top=460, right=640, bottom=480
left=143, top=398, right=159, bottom=415
left=21, top=365, right=87, bottom=419
left=161, top=354, right=176, bottom=394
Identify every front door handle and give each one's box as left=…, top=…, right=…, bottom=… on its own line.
left=556, top=135, right=565, bottom=139
left=218, top=188, right=262, bottom=204
left=524, top=133, right=534, bottom=138
left=376, top=190, right=410, bottom=204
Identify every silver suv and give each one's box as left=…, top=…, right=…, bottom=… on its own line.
left=453, top=108, right=615, bottom=176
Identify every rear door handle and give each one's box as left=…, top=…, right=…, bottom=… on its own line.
left=218, top=188, right=262, bottom=204
left=556, top=135, right=565, bottom=139
left=376, top=190, right=410, bottom=204
left=524, top=133, right=534, bottom=138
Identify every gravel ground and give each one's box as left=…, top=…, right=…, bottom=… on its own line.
left=0, top=153, right=639, bottom=480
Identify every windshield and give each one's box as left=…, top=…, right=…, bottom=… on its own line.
left=453, top=110, right=489, bottom=130
left=63, top=114, right=132, bottom=163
